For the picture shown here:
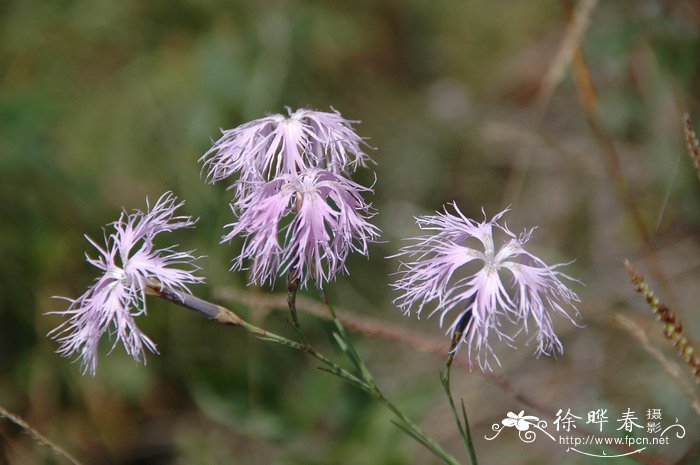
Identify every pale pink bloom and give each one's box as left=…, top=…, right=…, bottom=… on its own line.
left=49, top=193, right=203, bottom=375
left=392, top=204, right=579, bottom=370
left=223, top=168, right=380, bottom=287
left=200, top=107, right=371, bottom=195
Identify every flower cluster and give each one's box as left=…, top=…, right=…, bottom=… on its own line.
left=392, top=204, right=579, bottom=370
left=50, top=106, right=583, bottom=378
left=202, top=107, right=379, bottom=287
left=50, top=193, right=202, bottom=375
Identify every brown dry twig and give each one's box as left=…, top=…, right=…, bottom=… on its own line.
left=0, top=406, right=82, bottom=465
left=683, top=113, right=700, bottom=181
left=565, top=1, right=680, bottom=313
left=502, top=0, right=599, bottom=205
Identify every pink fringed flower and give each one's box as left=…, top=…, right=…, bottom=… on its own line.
left=392, top=204, right=579, bottom=370
left=200, top=107, right=371, bottom=193
left=223, top=168, right=380, bottom=287
left=49, top=193, right=203, bottom=375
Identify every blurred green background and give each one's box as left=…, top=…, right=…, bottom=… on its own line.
left=2, top=0, right=700, bottom=464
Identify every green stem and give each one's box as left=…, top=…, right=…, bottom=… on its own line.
left=254, top=316, right=460, bottom=465
left=287, top=272, right=310, bottom=347
left=373, top=389, right=461, bottom=465
left=320, top=289, right=460, bottom=465
left=152, top=283, right=461, bottom=465
left=440, top=306, right=478, bottom=465
left=441, top=362, right=478, bottom=465
left=320, top=290, right=376, bottom=385
left=239, top=319, right=367, bottom=388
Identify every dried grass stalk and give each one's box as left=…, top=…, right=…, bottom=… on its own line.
left=625, top=259, right=700, bottom=384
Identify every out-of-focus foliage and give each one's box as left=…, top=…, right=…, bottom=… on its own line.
left=1, top=0, right=700, bottom=464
